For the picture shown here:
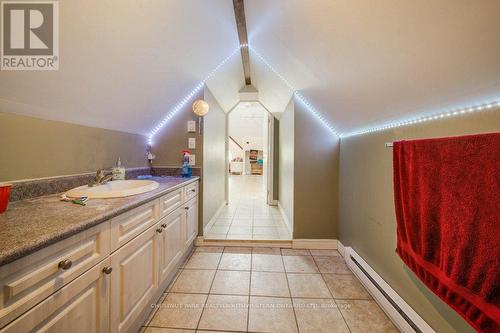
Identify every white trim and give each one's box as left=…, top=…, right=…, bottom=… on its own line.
left=203, top=201, right=227, bottom=235
left=292, top=239, right=337, bottom=250
left=197, top=237, right=292, bottom=248
left=277, top=202, right=293, bottom=236
left=343, top=246, right=435, bottom=333
left=337, top=240, right=345, bottom=257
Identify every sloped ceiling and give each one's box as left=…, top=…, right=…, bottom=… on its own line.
left=0, top=0, right=242, bottom=135
left=246, top=0, right=500, bottom=134
left=1, top=0, right=499, bottom=136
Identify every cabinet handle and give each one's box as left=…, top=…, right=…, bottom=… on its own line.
left=191, top=189, right=196, bottom=192
left=156, top=228, right=163, bottom=233
left=58, top=259, right=73, bottom=270
left=184, top=207, right=189, bottom=210
left=102, top=266, right=113, bottom=275
left=161, top=223, right=167, bottom=228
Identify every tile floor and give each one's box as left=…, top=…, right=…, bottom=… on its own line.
left=141, top=246, right=399, bottom=333
left=205, top=175, right=292, bottom=240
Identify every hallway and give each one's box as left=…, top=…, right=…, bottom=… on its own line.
left=204, top=175, right=292, bottom=240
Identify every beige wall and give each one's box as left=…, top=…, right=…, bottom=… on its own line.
left=0, top=112, right=148, bottom=182
left=293, top=100, right=340, bottom=239
left=339, top=109, right=500, bottom=332
left=202, top=88, right=227, bottom=229
left=151, top=90, right=204, bottom=167
left=278, top=99, right=295, bottom=228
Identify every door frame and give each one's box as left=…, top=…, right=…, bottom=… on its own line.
left=225, top=100, right=276, bottom=205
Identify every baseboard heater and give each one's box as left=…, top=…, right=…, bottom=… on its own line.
left=350, top=254, right=421, bottom=333
left=344, top=246, right=435, bottom=333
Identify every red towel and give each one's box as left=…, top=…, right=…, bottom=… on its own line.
left=393, top=132, right=500, bottom=333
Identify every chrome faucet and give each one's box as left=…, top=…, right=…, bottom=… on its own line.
left=88, top=169, right=114, bottom=187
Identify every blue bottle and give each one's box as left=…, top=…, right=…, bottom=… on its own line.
left=181, top=151, right=192, bottom=177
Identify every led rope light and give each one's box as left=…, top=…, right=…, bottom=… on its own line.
left=248, top=45, right=340, bottom=136
left=147, top=45, right=243, bottom=145
left=340, top=101, right=500, bottom=138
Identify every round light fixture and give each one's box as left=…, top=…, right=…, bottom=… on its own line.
left=192, top=100, right=209, bottom=117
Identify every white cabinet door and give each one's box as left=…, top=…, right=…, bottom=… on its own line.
left=158, top=207, right=184, bottom=284
left=184, top=197, right=198, bottom=248
left=110, top=225, right=159, bottom=333
left=0, top=259, right=111, bottom=333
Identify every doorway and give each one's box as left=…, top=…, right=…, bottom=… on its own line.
left=204, top=101, right=291, bottom=240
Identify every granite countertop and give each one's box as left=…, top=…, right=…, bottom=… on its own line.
left=0, top=176, right=199, bottom=267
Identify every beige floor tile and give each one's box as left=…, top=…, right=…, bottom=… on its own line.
left=198, top=295, right=249, bottom=332
left=337, top=299, right=398, bottom=333
left=293, top=298, right=350, bottom=333
left=211, top=270, right=250, bottom=295
left=165, top=269, right=183, bottom=292
left=251, top=271, right=290, bottom=297
left=223, top=246, right=252, bottom=254
left=170, top=270, right=216, bottom=294
left=209, top=225, right=230, bottom=234
left=252, top=234, right=281, bottom=240
left=253, top=226, right=279, bottom=236
left=213, top=219, right=232, bottom=226
left=309, top=249, right=341, bottom=256
left=231, top=218, right=253, bottom=226
left=313, top=256, right=351, bottom=274
left=253, top=218, right=276, bottom=226
left=194, top=246, right=224, bottom=253
left=218, top=253, right=251, bottom=270
left=248, top=296, right=298, bottom=333
left=203, top=234, right=226, bottom=240
left=226, top=234, right=252, bottom=240
left=281, top=248, right=310, bottom=256
left=143, top=328, right=193, bottom=333
left=252, top=247, right=281, bottom=255
left=287, top=273, right=331, bottom=298
left=283, top=256, right=319, bottom=273
left=228, top=225, right=252, bottom=234
left=323, top=274, right=371, bottom=299
left=252, top=254, right=285, bottom=272
left=184, top=253, right=221, bottom=270
left=143, top=293, right=168, bottom=325
left=149, top=293, right=207, bottom=329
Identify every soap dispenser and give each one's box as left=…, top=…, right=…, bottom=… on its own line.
left=112, top=157, right=126, bottom=180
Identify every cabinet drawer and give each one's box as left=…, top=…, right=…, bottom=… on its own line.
left=159, top=188, right=183, bottom=218
left=0, top=222, right=110, bottom=328
left=184, top=181, right=198, bottom=201
left=110, top=199, right=159, bottom=251
left=0, top=258, right=110, bottom=333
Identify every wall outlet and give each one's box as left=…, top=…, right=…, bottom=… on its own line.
left=188, top=137, right=196, bottom=149
left=187, top=120, right=196, bottom=132
left=188, top=154, right=196, bottom=166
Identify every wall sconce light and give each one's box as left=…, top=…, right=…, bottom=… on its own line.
left=192, top=99, right=209, bottom=134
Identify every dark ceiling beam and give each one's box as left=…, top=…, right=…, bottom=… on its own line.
left=233, top=0, right=251, bottom=85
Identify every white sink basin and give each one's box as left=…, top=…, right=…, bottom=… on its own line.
left=65, top=180, right=160, bottom=199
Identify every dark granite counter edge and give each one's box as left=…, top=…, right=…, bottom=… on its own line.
left=0, top=177, right=199, bottom=266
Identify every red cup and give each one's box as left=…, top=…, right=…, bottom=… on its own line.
left=0, top=184, right=12, bottom=213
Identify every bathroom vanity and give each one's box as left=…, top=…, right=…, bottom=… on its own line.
left=0, top=177, right=199, bottom=333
